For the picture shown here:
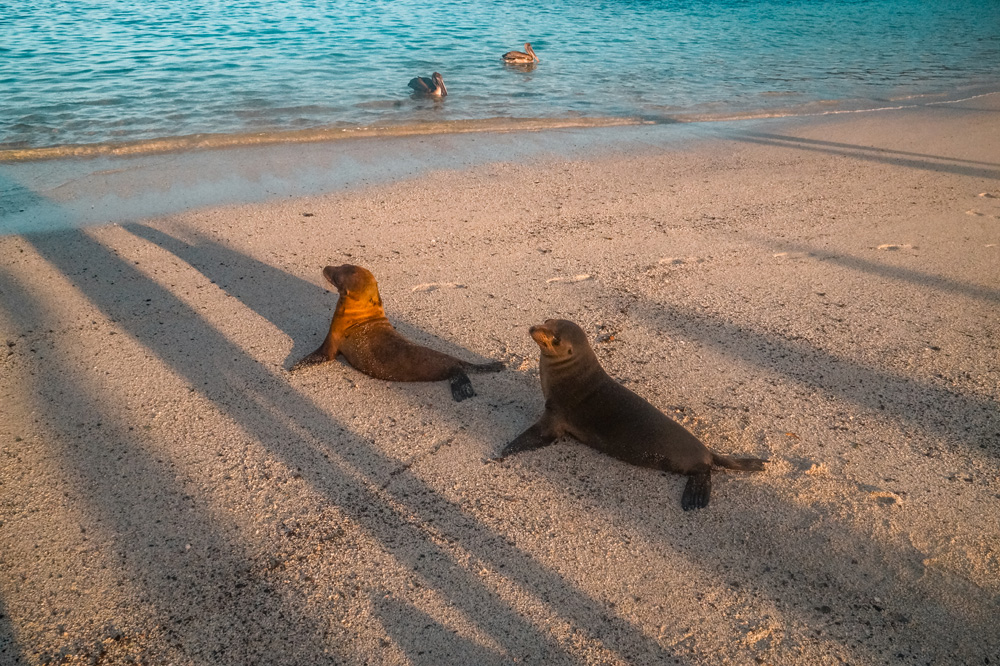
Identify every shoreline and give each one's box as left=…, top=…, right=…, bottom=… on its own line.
left=1, top=92, right=998, bottom=664
left=3, top=90, right=999, bottom=238
left=3, top=86, right=998, bottom=165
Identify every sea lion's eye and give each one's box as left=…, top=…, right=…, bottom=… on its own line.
left=551, top=336, right=561, bottom=346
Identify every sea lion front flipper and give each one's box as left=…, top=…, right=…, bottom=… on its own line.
left=681, top=471, right=712, bottom=511
left=495, top=419, right=559, bottom=460
left=449, top=369, right=476, bottom=402
left=290, top=325, right=342, bottom=372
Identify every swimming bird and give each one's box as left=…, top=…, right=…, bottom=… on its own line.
left=502, top=43, right=539, bottom=64
left=408, top=72, right=447, bottom=96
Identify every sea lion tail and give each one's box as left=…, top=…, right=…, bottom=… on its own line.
left=461, top=360, right=506, bottom=374
left=711, top=453, right=767, bottom=472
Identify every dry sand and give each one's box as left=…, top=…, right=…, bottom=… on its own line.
left=1, top=94, right=999, bottom=665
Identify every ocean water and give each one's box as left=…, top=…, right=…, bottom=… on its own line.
left=2, top=0, right=999, bottom=158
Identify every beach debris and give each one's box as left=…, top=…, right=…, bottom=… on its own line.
left=595, top=323, right=618, bottom=343
left=545, top=274, right=592, bottom=284
left=978, top=192, right=997, bottom=198
left=411, top=282, right=466, bottom=292
left=658, top=256, right=705, bottom=266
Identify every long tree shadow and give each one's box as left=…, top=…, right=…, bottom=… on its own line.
left=0, top=263, right=348, bottom=665
left=734, top=132, right=1000, bottom=180
left=374, top=596, right=504, bottom=666
left=500, top=439, right=999, bottom=662
left=124, top=222, right=502, bottom=370
left=18, top=226, right=686, bottom=664
left=491, top=286, right=998, bottom=660
left=119, top=222, right=1000, bottom=662
left=740, top=233, right=1000, bottom=305
left=627, top=296, right=999, bottom=457
left=0, top=597, right=25, bottom=666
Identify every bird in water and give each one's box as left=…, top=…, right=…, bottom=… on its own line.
left=408, top=72, right=447, bottom=96
left=502, top=42, right=539, bottom=64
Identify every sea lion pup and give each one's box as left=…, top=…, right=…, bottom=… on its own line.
left=291, top=265, right=503, bottom=401
left=502, top=42, right=539, bottom=64
left=408, top=72, right=447, bottom=96
left=496, top=319, right=766, bottom=509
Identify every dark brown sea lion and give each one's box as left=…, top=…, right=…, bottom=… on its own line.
left=496, top=319, right=766, bottom=509
left=291, top=265, right=503, bottom=401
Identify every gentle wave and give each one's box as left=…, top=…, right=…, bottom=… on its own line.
left=0, top=116, right=649, bottom=162
left=6, top=89, right=998, bottom=163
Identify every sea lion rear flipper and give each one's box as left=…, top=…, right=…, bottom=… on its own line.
left=494, top=420, right=558, bottom=460
left=449, top=370, right=476, bottom=402
left=681, top=471, right=712, bottom=511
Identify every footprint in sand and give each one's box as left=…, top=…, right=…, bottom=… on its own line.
left=876, top=244, right=917, bottom=251
left=545, top=274, right=593, bottom=284
left=411, top=282, right=466, bottom=292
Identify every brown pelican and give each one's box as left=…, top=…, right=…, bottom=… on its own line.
left=502, top=43, right=539, bottom=64
left=408, top=72, right=447, bottom=96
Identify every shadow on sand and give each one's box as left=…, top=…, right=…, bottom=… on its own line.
left=6, top=221, right=687, bottom=664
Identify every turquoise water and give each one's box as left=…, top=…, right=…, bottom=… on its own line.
left=2, top=0, right=999, bottom=157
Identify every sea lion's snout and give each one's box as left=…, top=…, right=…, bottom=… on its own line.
left=529, top=322, right=565, bottom=355
left=529, top=323, right=552, bottom=343
left=322, top=265, right=347, bottom=289
left=324, top=264, right=379, bottom=298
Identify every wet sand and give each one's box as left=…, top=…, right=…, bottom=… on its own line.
left=1, top=94, right=998, bottom=665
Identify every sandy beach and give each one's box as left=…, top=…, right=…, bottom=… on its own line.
left=1, top=94, right=998, bottom=665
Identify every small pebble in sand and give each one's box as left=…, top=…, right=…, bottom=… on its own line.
left=977, top=192, right=997, bottom=198
left=965, top=210, right=984, bottom=216
left=876, top=244, right=916, bottom=251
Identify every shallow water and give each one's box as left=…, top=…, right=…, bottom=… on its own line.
left=2, top=0, right=999, bottom=158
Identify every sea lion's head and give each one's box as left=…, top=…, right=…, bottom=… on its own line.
left=529, top=319, right=591, bottom=360
left=323, top=264, right=383, bottom=310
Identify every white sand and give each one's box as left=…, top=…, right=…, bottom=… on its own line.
left=1, top=94, right=998, bottom=665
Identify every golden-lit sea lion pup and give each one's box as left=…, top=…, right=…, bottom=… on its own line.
left=408, top=72, right=447, bottom=96
left=496, top=319, right=766, bottom=509
left=502, top=42, right=539, bottom=64
left=291, top=265, right=503, bottom=401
